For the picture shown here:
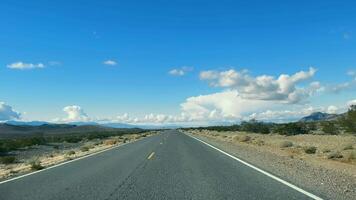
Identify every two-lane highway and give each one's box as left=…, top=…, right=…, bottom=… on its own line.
left=0, top=130, right=321, bottom=200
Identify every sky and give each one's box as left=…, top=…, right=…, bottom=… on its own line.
left=0, top=0, right=355, bottom=125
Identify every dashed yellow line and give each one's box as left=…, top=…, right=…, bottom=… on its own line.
left=147, top=152, right=155, bottom=160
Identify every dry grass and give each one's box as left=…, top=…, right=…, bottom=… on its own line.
left=188, top=129, right=356, bottom=165
left=279, top=141, right=293, bottom=148
left=103, top=139, right=118, bottom=145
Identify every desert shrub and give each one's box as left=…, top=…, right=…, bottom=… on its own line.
left=80, top=146, right=90, bottom=152
left=279, top=141, right=293, bottom=148
left=104, top=139, right=117, bottom=145
left=239, top=135, right=251, bottom=142
left=303, top=146, right=317, bottom=154
left=66, top=150, right=75, bottom=156
left=274, top=123, right=308, bottom=135
left=240, top=120, right=271, bottom=134
left=0, top=156, right=16, bottom=164
left=123, top=138, right=128, bottom=143
left=327, top=151, right=343, bottom=159
left=342, top=143, right=354, bottom=150
left=254, top=139, right=265, bottom=146
left=343, top=151, right=356, bottom=162
left=321, top=148, right=331, bottom=153
left=30, top=161, right=44, bottom=170
left=321, top=121, right=338, bottom=135
left=338, top=105, right=356, bottom=134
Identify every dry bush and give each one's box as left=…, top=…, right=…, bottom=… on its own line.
left=0, top=156, right=16, bottom=164
left=279, top=141, right=293, bottom=148
left=321, top=148, right=331, bottom=153
left=66, top=150, right=75, bottom=156
left=303, top=146, right=317, bottom=154
left=80, top=146, right=90, bottom=152
left=30, top=161, right=44, bottom=170
left=327, top=151, right=343, bottom=159
left=239, top=135, right=251, bottom=142
left=342, top=151, right=356, bottom=162
left=342, top=143, right=354, bottom=150
left=253, top=139, right=265, bottom=146
left=104, top=139, right=117, bottom=146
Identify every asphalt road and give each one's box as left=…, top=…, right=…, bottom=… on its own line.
left=0, top=130, right=320, bottom=200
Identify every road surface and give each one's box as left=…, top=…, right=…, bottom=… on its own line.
left=0, top=130, right=321, bottom=200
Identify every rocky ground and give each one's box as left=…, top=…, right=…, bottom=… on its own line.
left=0, top=132, right=157, bottom=181
left=184, top=129, right=356, bottom=200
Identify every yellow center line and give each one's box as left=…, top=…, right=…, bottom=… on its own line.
left=147, top=152, right=155, bottom=160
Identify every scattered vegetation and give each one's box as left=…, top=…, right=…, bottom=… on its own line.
left=30, top=160, right=44, bottom=170
left=0, top=129, right=147, bottom=154
left=80, top=146, right=90, bottom=152
left=239, top=135, right=251, bottom=142
left=327, top=151, right=343, bottom=159
left=66, top=150, right=76, bottom=156
left=303, top=146, right=317, bottom=154
left=0, top=156, right=16, bottom=164
left=343, top=151, right=356, bottom=162
left=183, top=105, right=356, bottom=136
left=342, top=143, right=354, bottom=150
left=279, top=141, right=293, bottom=148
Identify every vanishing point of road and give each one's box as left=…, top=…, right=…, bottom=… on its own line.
left=0, top=130, right=322, bottom=200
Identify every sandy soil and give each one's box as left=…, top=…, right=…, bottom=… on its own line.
left=0, top=132, right=157, bottom=181
left=184, top=129, right=356, bottom=200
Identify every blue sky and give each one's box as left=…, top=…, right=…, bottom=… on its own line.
left=0, top=0, right=355, bottom=124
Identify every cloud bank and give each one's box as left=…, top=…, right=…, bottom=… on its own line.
left=0, top=102, right=21, bottom=121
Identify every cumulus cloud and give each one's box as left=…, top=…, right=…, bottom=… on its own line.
left=60, top=105, right=90, bottom=122
left=199, top=68, right=318, bottom=103
left=7, top=62, right=45, bottom=70
left=180, top=90, right=273, bottom=121
left=347, top=99, right=356, bottom=107
left=248, top=107, right=315, bottom=122
left=169, top=66, right=193, bottom=76
left=0, top=102, right=21, bottom=121
left=103, top=60, right=117, bottom=66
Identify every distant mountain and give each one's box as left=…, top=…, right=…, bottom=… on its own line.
left=68, top=121, right=100, bottom=126
left=6, top=120, right=50, bottom=126
left=100, top=123, right=138, bottom=129
left=299, top=112, right=339, bottom=122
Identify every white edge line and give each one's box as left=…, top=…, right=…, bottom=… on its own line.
left=0, top=136, right=151, bottom=185
left=185, top=133, right=323, bottom=200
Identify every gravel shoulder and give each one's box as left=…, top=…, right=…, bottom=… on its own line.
left=184, top=130, right=356, bottom=200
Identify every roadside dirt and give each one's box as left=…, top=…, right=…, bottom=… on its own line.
left=184, top=130, right=356, bottom=200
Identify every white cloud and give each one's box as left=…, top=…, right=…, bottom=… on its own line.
left=103, top=60, right=117, bottom=66
left=200, top=67, right=318, bottom=103
left=327, top=105, right=339, bottom=114
left=180, top=90, right=273, bottom=122
left=169, top=66, right=193, bottom=76
left=60, top=105, right=90, bottom=122
left=0, top=102, right=21, bottom=121
left=7, top=62, right=45, bottom=70
left=169, top=69, right=185, bottom=76
left=248, top=107, right=315, bottom=122
left=347, top=99, right=356, bottom=107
